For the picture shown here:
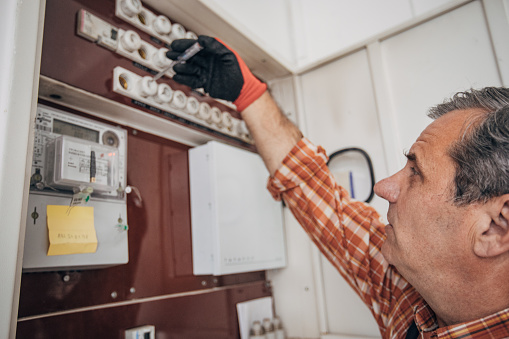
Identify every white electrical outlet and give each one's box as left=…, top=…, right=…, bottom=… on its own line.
left=112, top=66, right=252, bottom=143
left=125, top=325, right=155, bottom=339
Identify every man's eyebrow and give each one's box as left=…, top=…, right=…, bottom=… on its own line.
left=403, top=151, right=424, bottom=173
left=404, top=151, right=416, bottom=162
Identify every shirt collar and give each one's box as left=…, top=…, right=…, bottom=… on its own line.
left=413, top=300, right=509, bottom=338
left=413, top=301, right=439, bottom=333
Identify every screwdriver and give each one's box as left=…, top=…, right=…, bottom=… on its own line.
left=152, top=42, right=203, bottom=82
left=90, top=150, right=96, bottom=183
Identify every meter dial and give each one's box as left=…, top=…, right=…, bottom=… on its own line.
left=102, top=131, right=120, bottom=148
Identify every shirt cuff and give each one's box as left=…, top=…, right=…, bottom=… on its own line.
left=267, top=138, right=328, bottom=201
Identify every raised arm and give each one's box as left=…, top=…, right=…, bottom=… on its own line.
left=166, top=35, right=302, bottom=174
left=167, top=36, right=404, bottom=331
left=241, top=92, right=302, bottom=175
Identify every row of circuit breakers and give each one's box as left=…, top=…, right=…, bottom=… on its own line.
left=78, top=0, right=252, bottom=144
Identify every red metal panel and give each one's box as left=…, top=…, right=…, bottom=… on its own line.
left=17, top=0, right=270, bottom=334
left=17, top=282, right=271, bottom=339
left=18, top=104, right=266, bottom=318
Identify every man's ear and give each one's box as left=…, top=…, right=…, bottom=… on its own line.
left=473, top=194, right=509, bottom=258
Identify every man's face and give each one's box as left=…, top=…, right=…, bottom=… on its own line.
left=373, top=109, right=487, bottom=288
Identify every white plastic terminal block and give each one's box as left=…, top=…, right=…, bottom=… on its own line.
left=154, top=83, right=173, bottom=104
left=222, top=111, right=234, bottom=130
left=169, top=23, right=186, bottom=42
left=153, top=15, right=172, bottom=35
left=120, top=30, right=142, bottom=53
left=116, top=29, right=172, bottom=77
left=112, top=66, right=252, bottom=143
left=153, top=48, right=171, bottom=69
left=120, top=0, right=142, bottom=17
left=198, top=102, right=211, bottom=121
left=77, top=10, right=174, bottom=77
left=171, top=90, right=187, bottom=109
left=116, top=0, right=177, bottom=45
left=137, top=76, right=158, bottom=97
left=237, top=120, right=250, bottom=139
left=210, top=107, right=222, bottom=126
left=186, top=96, right=200, bottom=115
left=186, top=31, right=198, bottom=40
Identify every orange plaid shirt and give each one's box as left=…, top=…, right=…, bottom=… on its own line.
left=267, top=138, right=509, bottom=339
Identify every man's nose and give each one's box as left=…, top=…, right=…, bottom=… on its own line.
left=373, top=173, right=400, bottom=203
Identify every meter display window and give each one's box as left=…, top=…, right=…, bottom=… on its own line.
left=53, top=119, right=99, bottom=143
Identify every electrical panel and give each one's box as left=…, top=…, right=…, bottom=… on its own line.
left=30, top=0, right=281, bottom=274
left=189, top=141, right=286, bottom=276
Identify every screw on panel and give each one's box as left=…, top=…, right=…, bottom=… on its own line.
left=130, top=287, right=136, bottom=294
left=31, top=207, right=39, bottom=225
left=111, top=291, right=118, bottom=299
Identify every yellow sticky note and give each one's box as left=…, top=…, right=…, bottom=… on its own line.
left=47, top=205, right=98, bottom=256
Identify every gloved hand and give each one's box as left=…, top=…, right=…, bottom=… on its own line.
left=166, top=35, right=267, bottom=112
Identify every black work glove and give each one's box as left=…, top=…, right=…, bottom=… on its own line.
left=166, top=35, right=267, bottom=112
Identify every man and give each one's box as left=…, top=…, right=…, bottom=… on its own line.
left=167, top=36, right=509, bottom=338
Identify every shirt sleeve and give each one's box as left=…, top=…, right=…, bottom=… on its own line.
left=267, top=138, right=402, bottom=327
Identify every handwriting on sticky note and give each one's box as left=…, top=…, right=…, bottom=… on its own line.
left=47, top=205, right=98, bottom=256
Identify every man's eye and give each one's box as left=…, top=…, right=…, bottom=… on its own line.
left=410, top=167, right=419, bottom=176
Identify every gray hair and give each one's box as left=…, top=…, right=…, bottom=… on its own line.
left=427, top=87, right=509, bottom=205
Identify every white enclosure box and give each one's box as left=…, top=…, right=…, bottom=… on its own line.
left=189, top=141, right=286, bottom=276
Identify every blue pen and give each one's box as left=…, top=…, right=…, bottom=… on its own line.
left=349, top=171, right=355, bottom=199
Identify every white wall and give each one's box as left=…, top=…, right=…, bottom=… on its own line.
left=203, top=0, right=460, bottom=69
left=201, top=0, right=295, bottom=67
left=379, top=1, right=501, bottom=165
left=411, top=0, right=454, bottom=15
left=0, top=0, right=44, bottom=338
left=267, top=209, right=322, bottom=338
left=295, top=0, right=413, bottom=66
